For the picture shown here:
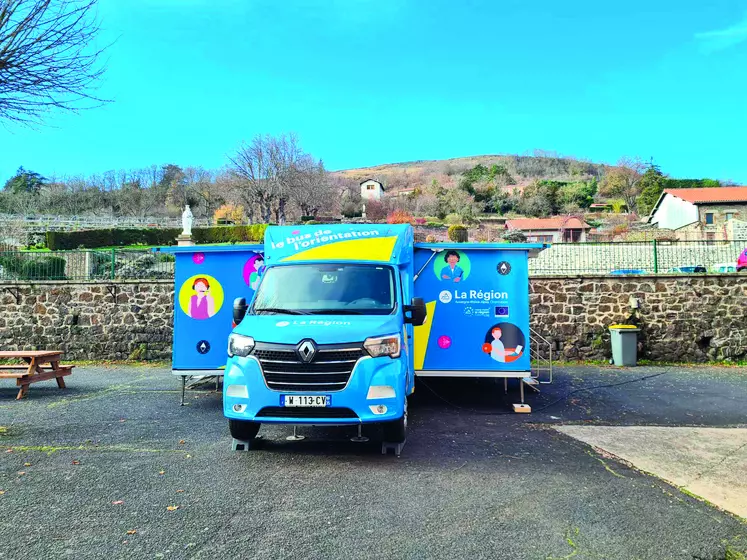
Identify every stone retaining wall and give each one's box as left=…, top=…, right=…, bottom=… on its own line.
left=0, top=281, right=173, bottom=361
left=0, top=276, right=744, bottom=362
left=530, top=275, right=746, bottom=362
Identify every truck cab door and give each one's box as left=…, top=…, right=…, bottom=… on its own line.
left=401, top=271, right=415, bottom=394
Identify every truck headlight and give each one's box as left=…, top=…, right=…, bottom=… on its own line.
left=228, top=334, right=255, bottom=358
left=363, top=334, right=401, bottom=358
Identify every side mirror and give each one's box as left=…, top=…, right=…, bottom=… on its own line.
left=404, top=297, right=427, bottom=326
left=233, top=297, right=248, bottom=326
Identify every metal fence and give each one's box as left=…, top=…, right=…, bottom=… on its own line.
left=0, top=249, right=174, bottom=282
left=529, top=240, right=746, bottom=276
left=0, top=214, right=210, bottom=232
left=0, top=241, right=744, bottom=282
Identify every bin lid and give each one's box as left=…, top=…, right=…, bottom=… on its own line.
left=609, top=324, right=640, bottom=330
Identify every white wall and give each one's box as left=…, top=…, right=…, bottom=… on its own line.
left=650, top=194, right=699, bottom=230
left=525, top=229, right=561, bottom=243
left=360, top=180, right=383, bottom=201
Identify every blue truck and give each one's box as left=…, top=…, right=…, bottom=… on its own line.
left=164, top=224, right=546, bottom=450
left=224, top=224, right=423, bottom=445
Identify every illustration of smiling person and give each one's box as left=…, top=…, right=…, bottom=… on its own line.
left=440, top=250, right=464, bottom=282
left=189, top=277, right=216, bottom=320
left=482, top=326, right=519, bottom=363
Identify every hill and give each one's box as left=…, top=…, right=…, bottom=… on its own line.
left=332, top=153, right=609, bottom=194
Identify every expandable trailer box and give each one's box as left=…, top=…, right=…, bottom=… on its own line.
left=161, top=224, right=547, bottom=445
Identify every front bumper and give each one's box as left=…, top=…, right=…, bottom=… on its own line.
left=223, top=354, right=406, bottom=425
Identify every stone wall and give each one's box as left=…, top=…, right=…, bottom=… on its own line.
left=530, top=275, right=747, bottom=362
left=0, top=281, right=173, bottom=361
left=0, top=275, right=745, bottom=363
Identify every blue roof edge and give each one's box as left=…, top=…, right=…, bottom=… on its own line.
left=152, top=244, right=263, bottom=254
left=414, top=242, right=549, bottom=250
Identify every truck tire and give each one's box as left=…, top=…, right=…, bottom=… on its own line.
left=383, top=397, right=407, bottom=443
left=228, top=419, right=261, bottom=441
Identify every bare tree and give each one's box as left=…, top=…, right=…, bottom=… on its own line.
left=267, top=132, right=305, bottom=225
left=0, top=0, right=109, bottom=124
left=600, top=156, right=646, bottom=214
left=289, top=157, right=333, bottom=219
left=0, top=216, right=28, bottom=246
left=229, top=133, right=312, bottom=225
left=229, top=135, right=276, bottom=223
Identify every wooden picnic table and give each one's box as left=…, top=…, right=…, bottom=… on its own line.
left=0, top=351, right=74, bottom=400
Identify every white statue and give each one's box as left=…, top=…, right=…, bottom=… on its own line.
left=181, top=204, right=193, bottom=236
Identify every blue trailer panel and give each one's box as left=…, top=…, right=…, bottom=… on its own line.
left=413, top=243, right=536, bottom=376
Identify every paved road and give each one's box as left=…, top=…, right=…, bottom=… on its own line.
left=0, top=365, right=745, bottom=560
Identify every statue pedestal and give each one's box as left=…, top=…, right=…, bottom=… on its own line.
left=177, top=234, right=194, bottom=247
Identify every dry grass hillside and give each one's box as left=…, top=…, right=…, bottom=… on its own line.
left=333, top=153, right=609, bottom=193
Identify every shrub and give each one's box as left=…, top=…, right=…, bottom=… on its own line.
left=304, top=220, right=321, bottom=225
left=386, top=209, right=414, bottom=224
left=213, top=204, right=245, bottom=225
left=0, top=254, right=66, bottom=279
left=447, top=225, right=468, bottom=243
left=22, top=256, right=66, bottom=279
left=46, top=228, right=180, bottom=250
left=90, top=251, right=112, bottom=278
left=115, top=254, right=171, bottom=280
left=46, top=225, right=269, bottom=250
left=0, top=253, right=25, bottom=276
left=502, top=229, right=527, bottom=243
left=364, top=200, right=387, bottom=221
left=425, top=234, right=437, bottom=243
left=444, top=213, right=462, bottom=225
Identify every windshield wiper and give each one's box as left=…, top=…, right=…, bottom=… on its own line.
left=254, top=308, right=309, bottom=315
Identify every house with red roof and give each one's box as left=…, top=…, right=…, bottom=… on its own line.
left=505, top=216, right=592, bottom=243
left=648, top=187, right=747, bottom=241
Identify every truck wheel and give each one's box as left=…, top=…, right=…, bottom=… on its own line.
left=383, top=398, right=407, bottom=443
left=228, top=419, right=260, bottom=441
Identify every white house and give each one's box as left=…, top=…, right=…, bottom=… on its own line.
left=648, top=187, right=747, bottom=240
left=360, top=179, right=384, bottom=201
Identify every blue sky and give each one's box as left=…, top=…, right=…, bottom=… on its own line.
left=2, top=0, right=747, bottom=183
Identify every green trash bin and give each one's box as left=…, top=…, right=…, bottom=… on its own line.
left=609, top=325, right=640, bottom=366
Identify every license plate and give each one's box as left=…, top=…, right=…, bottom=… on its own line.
left=281, top=395, right=330, bottom=407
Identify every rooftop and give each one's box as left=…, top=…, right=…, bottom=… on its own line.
left=665, top=187, right=747, bottom=204
left=505, top=216, right=591, bottom=231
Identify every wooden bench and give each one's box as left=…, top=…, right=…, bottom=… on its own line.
left=0, top=351, right=74, bottom=400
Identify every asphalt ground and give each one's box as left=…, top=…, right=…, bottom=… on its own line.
left=0, top=365, right=745, bottom=560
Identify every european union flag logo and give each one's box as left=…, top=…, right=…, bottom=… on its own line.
left=495, top=305, right=509, bottom=318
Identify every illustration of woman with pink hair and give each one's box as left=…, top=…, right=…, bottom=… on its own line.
left=189, top=277, right=215, bottom=320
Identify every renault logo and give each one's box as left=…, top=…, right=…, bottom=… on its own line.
left=297, top=340, right=317, bottom=363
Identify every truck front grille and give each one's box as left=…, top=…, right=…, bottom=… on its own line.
left=253, top=342, right=365, bottom=392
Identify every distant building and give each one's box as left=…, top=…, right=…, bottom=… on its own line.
left=505, top=216, right=592, bottom=243
left=648, top=187, right=747, bottom=241
left=360, top=179, right=384, bottom=201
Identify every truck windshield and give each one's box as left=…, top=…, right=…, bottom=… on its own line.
left=252, top=264, right=396, bottom=315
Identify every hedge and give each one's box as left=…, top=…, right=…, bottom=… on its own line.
left=46, top=224, right=269, bottom=250
left=447, top=225, right=468, bottom=243
left=0, top=254, right=66, bottom=280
